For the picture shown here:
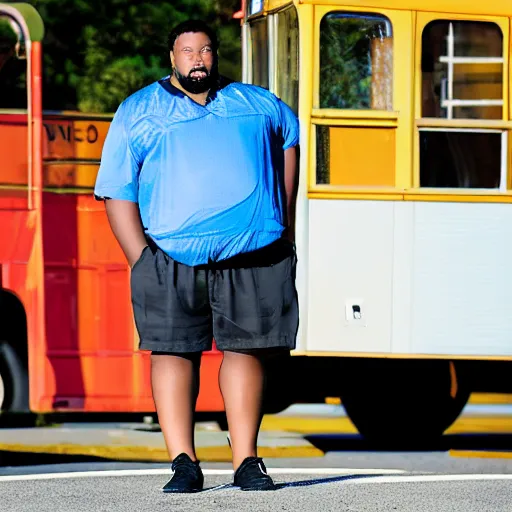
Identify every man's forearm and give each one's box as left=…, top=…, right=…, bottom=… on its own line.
left=284, top=145, right=299, bottom=242
left=105, top=199, right=148, bottom=267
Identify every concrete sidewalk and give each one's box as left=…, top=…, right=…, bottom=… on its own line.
left=0, top=423, right=323, bottom=462
left=1, top=395, right=510, bottom=463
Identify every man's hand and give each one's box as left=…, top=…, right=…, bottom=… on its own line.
left=104, top=199, right=148, bottom=268
left=129, top=243, right=149, bottom=269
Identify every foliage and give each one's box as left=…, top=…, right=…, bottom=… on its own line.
left=319, top=14, right=390, bottom=109
left=0, top=18, right=18, bottom=51
left=3, top=0, right=242, bottom=112
left=0, top=17, right=26, bottom=106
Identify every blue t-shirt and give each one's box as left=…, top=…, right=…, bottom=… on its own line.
left=93, top=75, right=300, bottom=266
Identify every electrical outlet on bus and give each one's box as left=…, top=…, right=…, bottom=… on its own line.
left=345, top=299, right=366, bottom=326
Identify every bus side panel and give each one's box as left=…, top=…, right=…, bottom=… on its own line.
left=306, top=199, right=512, bottom=358
left=307, top=199, right=394, bottom=353
left=0, top=114, right=51, bottom=412
left=410, top=201, right=512, bottom=357
left=42, top=191, right=224, bottom=412
left=40, top=140, right=225, bottom=412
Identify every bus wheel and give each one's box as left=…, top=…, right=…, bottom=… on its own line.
left=0, top=342, right=29, bottom=412
left=338, top=359, right=470, bottom=448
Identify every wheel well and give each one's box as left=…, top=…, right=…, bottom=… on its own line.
left=0, top=290, right=28, bottom=368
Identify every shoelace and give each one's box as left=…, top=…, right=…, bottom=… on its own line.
left=171, top=459, right=200, bottom=478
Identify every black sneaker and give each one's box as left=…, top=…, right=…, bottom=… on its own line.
left=162, top=453, right=204, bottom=493
left=233, top=457, right=277, bottom=491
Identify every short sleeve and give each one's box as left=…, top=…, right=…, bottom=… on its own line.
left=93, top=102, right=140, bottom=202
left=274, top=96, right=300, bottom=150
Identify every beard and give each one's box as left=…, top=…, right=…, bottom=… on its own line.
left=174, top=64, right=218, bottom=94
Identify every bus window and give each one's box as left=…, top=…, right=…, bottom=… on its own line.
left=419, top=130, right=501, bottom=188
left=319, top=12, right=393, bottom=110
left=422, top=21, right=503, bottom=120
left=419, top=20, right=505, bottom=189
left=276, top=6, right=299, bottom=114
left=249, top=17, right=269, bottom=89
left=0, top=15, right=27, bottom=109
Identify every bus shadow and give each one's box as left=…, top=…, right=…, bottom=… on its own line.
left=305, top=433, right=512, bottom=453
left=0, top=450, right=113, bottom=468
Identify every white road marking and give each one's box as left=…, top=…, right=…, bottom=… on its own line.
left=343, top=474, right=512, bottom=485
left=0, top=468, right=403, bottom=482
left=2, top=469, right=512, bottom=485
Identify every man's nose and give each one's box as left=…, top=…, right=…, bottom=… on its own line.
left=192, top=51, right=204, bottom=64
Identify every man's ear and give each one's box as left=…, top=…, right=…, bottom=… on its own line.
left=170, top=51, right=175, bottom=69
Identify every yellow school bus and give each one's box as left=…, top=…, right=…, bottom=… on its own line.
left=240, top=0, right=512, bottom=444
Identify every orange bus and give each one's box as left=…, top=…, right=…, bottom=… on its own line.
left=0, top=3, right=227, bottom=418
left=3, top=1, right=512, bottom=447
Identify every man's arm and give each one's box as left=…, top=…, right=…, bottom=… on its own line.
left=105, top=199, right=148, bottom=268
left=283, top=145, right=300, bottom=243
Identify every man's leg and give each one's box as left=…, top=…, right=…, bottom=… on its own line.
left=151, top=351, right=202, bottom=461
left=211, top=240, right=298, bottom=488
left=218, top=349, right=266, bottom=470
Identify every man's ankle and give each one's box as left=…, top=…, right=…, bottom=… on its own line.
left=233, top=452, right=257, bottom=471
left=172, top=451, right=198, bottom=463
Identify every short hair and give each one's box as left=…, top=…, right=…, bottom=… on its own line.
left=168, top=20, right=219, bottom=53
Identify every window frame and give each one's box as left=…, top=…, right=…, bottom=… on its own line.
left=311, top=5, right=412, bottom=195
left=274, top=4, right=300, bottom=115
left=414, top=12, right=510, bottom=194
left=317, top=10, right=394, bottom=112
left=246, top=15, right=271, bottom=89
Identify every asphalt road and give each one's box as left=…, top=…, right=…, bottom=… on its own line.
left=1, top=399, right=511, bottom=511
left=1, top=468, right=512, bottom=512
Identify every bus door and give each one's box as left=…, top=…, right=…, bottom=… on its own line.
left=306, top=6, right=413, bottom=353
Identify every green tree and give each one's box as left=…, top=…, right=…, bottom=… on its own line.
left=20, top=0, right=241, bottom=112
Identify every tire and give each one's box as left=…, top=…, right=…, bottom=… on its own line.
left=338, top=358, right=470, bottom=448
left=0, top=342, right=29, bottom=412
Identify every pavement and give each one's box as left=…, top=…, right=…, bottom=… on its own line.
left=2, top=469, right=512, bottom=512
left=0, top=393, right=511, bottom=463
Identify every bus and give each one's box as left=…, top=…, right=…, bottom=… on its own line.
left=0, top=3, right=226, bottom=420
left=1, top=0, right=511, bottom=445
left=238, top=0, right=512, bottom=443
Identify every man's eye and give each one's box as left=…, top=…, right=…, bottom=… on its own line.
left=202, top=47, right=212, bottom=53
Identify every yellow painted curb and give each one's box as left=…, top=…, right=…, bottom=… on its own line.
left=445, top=417, right=512, bottom=434
left=0, top=443, right=323, bottom=462
left=261, top=416, right=358, bottom=434
left=449, top=450, right=512, bottom=459
left=469, top=393, right=512, bottom=405
left=323, top=393, right=512, bottom=406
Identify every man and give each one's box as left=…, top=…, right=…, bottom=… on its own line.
left=94, top=19, right=300, bottom=493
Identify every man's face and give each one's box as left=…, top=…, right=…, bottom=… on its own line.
left=171, top=31, right=216, bottom=94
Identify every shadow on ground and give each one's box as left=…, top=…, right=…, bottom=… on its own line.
left=0, top=450, right=117, bottom=467
left=305, top=433, right=512, bottom=453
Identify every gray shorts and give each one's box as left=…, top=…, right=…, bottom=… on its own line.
left=130, top=238, right=299, bottom=353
